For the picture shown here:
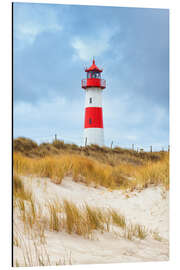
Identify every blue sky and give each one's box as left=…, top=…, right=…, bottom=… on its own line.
left=13, top=3, right=169, bottom=151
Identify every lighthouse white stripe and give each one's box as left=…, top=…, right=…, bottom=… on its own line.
left=84, top=128, right=104, bottom=146
left=85, top=88, right=103, bottom=108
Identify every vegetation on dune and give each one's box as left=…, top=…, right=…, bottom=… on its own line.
left=13, top=137, right=169, bottom=266
left=13, top=137, right=38, bottom=153
left=13, top=145, right=169, bottom=190
left=13, top=175, right=150, bottom=241
left=13, top=137, right=164, bottom=165
left=13, top=188, right=151, bottom=266
left=14, top=137, right=169, bottom=190
left=134, top=155, right=169, bottom=189
left=13, top=174, right=33, bottom=201
left=14, top=184, right=149, bottom=241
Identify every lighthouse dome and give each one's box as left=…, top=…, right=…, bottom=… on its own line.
left=85, top=59, right=103, bottom=73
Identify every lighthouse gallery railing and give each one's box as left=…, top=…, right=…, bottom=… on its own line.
left=81, top=78, right=106, bottom=89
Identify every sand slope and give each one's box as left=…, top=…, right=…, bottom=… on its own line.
left=14, top=176, right=169, bottom=266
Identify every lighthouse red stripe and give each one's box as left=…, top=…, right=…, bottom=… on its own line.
left=84, top=107, right=103, bottom=128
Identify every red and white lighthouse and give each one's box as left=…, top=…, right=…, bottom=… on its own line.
left=82, top=59, right=106, bottom=146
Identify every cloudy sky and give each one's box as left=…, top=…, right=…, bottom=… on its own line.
left=13, top=2, right=169, bottom=150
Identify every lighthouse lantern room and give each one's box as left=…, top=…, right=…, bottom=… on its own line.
left=82, top=59, right=106, bottom=146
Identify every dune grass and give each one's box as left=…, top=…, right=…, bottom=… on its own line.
left=13, top=138, right=168, bottom=266
left=110, top=209, right=126, bottom=229
left=13, top=137, right=164, bottom=164
left=14, top=183, right=149, bottom=242
left=13, top=137, right=169, bottom=190
left=13, top=176, right=161, bottom=267
left=13, top=149, right=169, bottom=190
left=13, top=174, right=33, bottom=201
left=133, top=155, right=169, bottom=190
left=47, top=201, right=62, bottom=232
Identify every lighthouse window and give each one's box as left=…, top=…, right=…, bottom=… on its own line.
left=89, top=98, right=92, bottom=104
left=89, top=118, right=92, bottom=124
left=95, top=73, right=99, bottom=78
left=92, top=72, right=96, bottom=78
left=91, top=72, right=100, bottom=78
left=87, top=71, right=101, bottom=78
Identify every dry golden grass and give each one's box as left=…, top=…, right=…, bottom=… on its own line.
left=133, top=155, right=169, bottom=190
left=110, top=209, right=126, bottom=229
left=13, top=153, right=66, bottom=184
left=62, top=200, right=106, bottom=237
left=13, top=137, right=164, bottom=164
left=85, top=204, right=105, bottom=231
left=123, top=224, right=148, bottom=240
left=14, top=185, right=150, bottom=242
left=13, top=150, right=169, bottom=190
left=47, top=200, right=62, bottom=232
left=13, top=174, right=33, bottom=202
left=13, top=139, right=168, bottom=266
left=63, top=200, right=87, bottom=235
left=14, top=137, right=169, bottom=190
left=13, top=182, right=162, bottom=267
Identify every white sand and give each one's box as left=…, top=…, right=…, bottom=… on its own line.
left=14, top=176, right=169, bottom=266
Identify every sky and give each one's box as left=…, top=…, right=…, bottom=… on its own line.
left=13, top=2, right=169, bottom=151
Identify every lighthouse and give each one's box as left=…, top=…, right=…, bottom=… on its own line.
left=82, top=59, right=106, bottom=146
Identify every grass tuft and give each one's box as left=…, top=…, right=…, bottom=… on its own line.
left=110, top=209, right=126, bottom=229
left=47, top=201, right=61, bottom=232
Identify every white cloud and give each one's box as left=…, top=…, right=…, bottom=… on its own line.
left=14, top=5, right=62, bottom=47
left=71, top=29, right=116, bottom=61
left=16, top=21, right=62, bottom=45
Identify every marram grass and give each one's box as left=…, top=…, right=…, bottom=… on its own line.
left=13, top=151, right=169, bottom=190
left=14, top=186, right=150, bottom=241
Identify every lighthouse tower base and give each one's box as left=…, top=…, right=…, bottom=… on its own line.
left=84, top=128, right=104, bottom=146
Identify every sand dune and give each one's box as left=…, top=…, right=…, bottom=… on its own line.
left=13, top=176, right=169, bottom=266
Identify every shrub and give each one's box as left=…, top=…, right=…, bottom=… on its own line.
left=13, top=137, right=38, bottom=153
